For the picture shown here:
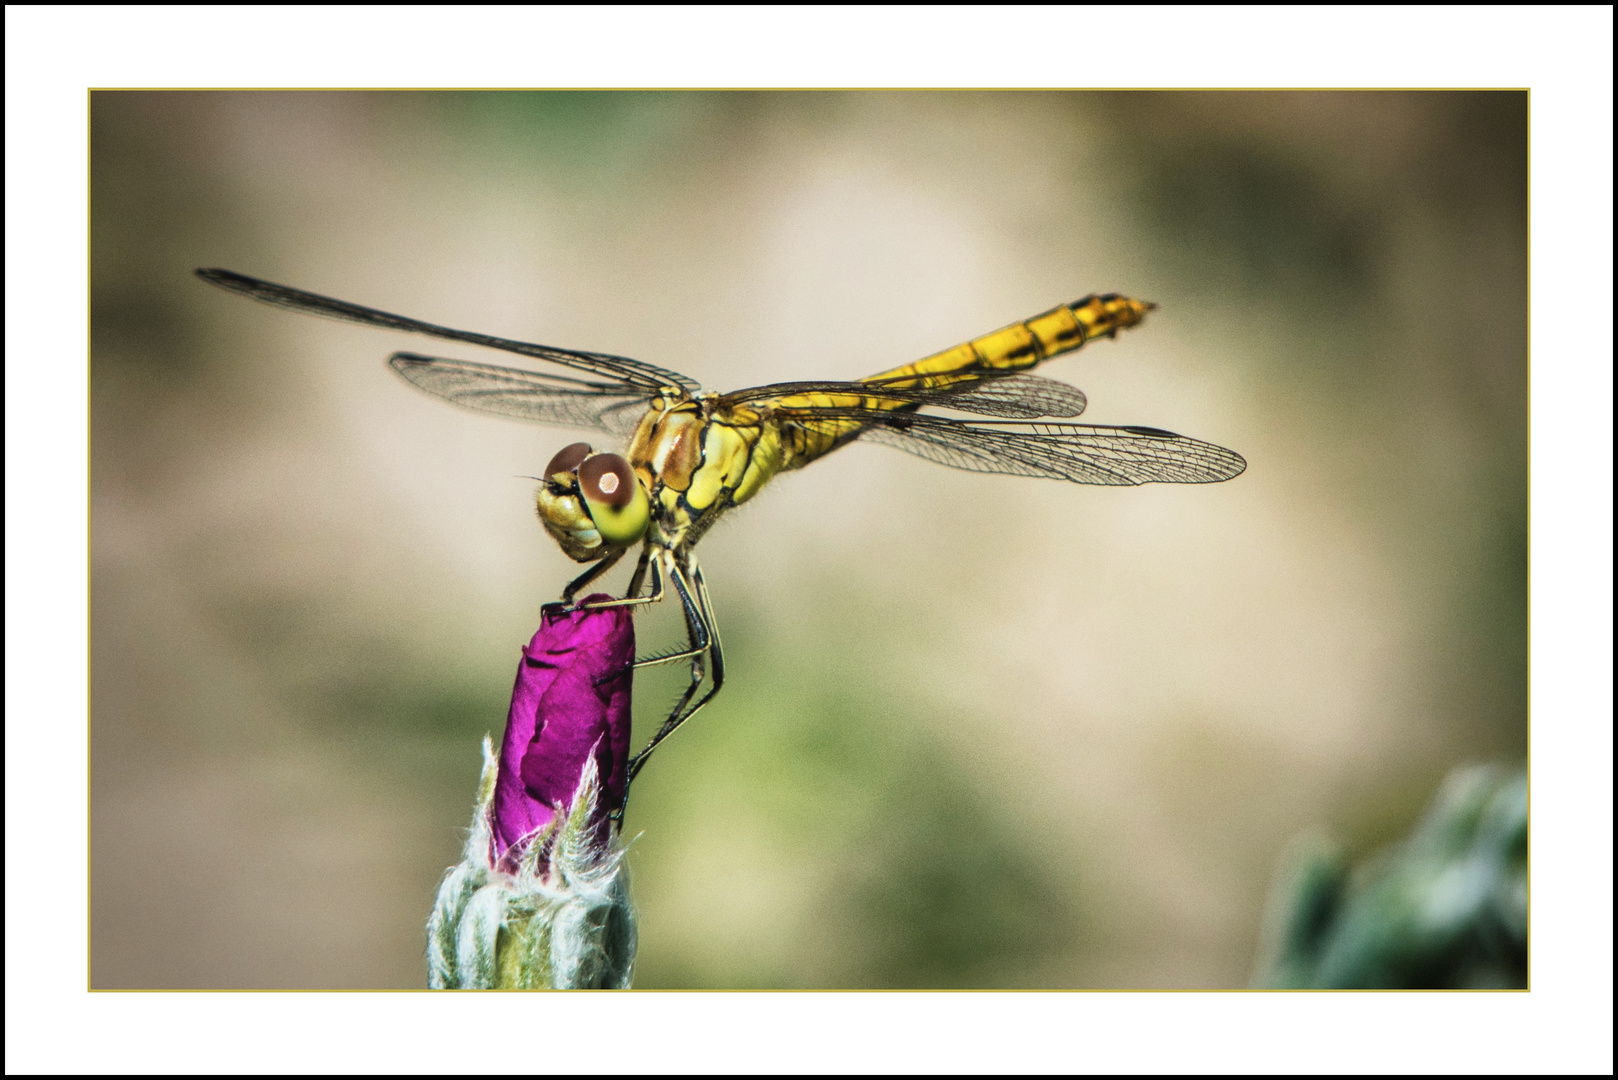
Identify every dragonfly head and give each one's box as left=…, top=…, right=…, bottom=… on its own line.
left=535, top=442, right=650, bottom=562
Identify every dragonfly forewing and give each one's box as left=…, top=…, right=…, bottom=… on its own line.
left=721, top=372, right=1087, bottom=419
left=196, top=267, right=701, bottom=392
left=389, top=352, right=655, bottom=435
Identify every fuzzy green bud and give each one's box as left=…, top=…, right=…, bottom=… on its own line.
left=427, top=737, right=637, bottom=989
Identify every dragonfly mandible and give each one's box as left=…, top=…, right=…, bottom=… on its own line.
left=196, top=268, right=1246, bottom=790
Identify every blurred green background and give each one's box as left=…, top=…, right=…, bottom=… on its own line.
left=90, top=91, right=1526, bottom=989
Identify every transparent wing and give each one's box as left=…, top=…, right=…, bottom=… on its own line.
left=927, top=373, right=1086, bottom=418
left=196, top=267, right=700, bottom=393
left=389, top=353, right=654, bottom=436
left=784, top=409, right=1247, bottom=485
left=721, top=372, right=1087, bottom=418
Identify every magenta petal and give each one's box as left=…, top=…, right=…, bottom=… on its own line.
left=491, top=596, right=634, bottom=871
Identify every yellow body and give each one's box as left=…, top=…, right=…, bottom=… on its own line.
left=196, top=266, right=1216, bottom=793
left=617, top=293, right=1152, bottom=558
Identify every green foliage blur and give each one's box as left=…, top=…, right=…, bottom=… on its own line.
left=1255, top=764, right=1527, bottom=989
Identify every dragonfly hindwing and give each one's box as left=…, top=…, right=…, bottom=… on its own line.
left=857, top=415, right=1248, bottom=486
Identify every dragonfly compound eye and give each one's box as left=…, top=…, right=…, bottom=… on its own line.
left=578, top=452, right=649, bottom=547
left=545, top=441, right=594, bottom=481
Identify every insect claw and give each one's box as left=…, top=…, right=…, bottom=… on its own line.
left=539, top=599, right=576, bottom=621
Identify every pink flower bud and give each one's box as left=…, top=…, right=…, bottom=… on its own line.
left=490, top=596, right=633, bottom=874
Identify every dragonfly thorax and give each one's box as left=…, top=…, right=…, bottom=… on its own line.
left=623, top=395, right=780, bottom=558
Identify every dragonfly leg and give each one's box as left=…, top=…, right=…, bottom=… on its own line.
left=631, top=558, right=707, bottom=673
left=688, top=560, right=726, bottom=704
left=580, top=550, right=666, bottom=613
left=542, top=548, right=626, bottom=621
left=628, top=554, right=709, bottom=668
left=544, top=545, right=663, bottom=619
left=625, top=545, right=651, bottom=600
left=624, top=559, right=723, bottom=787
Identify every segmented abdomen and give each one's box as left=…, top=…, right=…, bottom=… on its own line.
left=773, top=293, right=1154, bottom=469
left=862, top=293, right=1153, bottom=391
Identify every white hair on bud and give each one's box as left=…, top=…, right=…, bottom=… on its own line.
left=426, top=737, right=637, bottom=989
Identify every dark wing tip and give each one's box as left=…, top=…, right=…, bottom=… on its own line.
left=1111, top=424, right=1248, bottom=483
left=1118, top=425, right=1247, bottom=481
left=194, top=267, right=262, bottom=295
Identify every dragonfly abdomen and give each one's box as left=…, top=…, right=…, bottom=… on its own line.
left=860, top=293, right=1154, bottom=392
left=756, top=293, right=1157, bottom=475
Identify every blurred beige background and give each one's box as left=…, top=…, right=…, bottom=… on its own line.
left=90, top=91, right=1526, bottom=988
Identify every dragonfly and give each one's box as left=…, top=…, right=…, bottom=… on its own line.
left=196, top=268, right=1246, bottom=793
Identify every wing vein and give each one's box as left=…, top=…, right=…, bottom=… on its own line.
left=196, top=268, right=700, bottom=392
left=782, top=410, right=1246, bottom=485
